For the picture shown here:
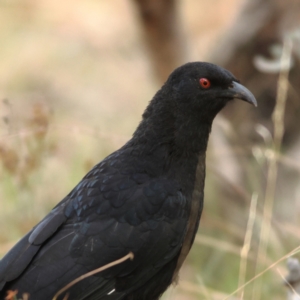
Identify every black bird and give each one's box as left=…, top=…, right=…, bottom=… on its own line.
left=0, top=62, right=256, bottom=300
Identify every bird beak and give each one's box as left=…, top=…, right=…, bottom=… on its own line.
left=229, top=81, right=257, bottom=107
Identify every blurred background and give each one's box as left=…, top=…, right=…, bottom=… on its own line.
left=0, top=0, right=300, bottom=299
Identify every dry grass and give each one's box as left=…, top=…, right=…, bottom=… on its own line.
left=1, top=1, right=300, bottom=300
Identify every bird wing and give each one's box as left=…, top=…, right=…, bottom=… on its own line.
left=0, top=160, right=189, bottom=299
left=58, top=176, right=188, bottom=299
left=0, top=201, right=68, bottom=289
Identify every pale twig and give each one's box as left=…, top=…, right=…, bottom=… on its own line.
left=52, top=252, right=134, bottom=300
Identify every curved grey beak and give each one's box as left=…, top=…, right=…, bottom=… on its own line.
left=229, top=81, right=257, bottom=107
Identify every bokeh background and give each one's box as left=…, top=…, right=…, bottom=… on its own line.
left=1, top=0, right=300, bottom=299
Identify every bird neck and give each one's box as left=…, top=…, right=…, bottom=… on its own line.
left=173, top=115, right=212, bottom=155
left=128, top=111, right=209, bottom=196
left=124, top=92, right=211, bottom=194
left=130, top=90, right=212, bottom=158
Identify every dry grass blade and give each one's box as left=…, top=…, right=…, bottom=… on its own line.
left=194, top=234, right=253, bottom=260
left=223, top=245, right=300, bottom=300
left=52, top=252, right=134, bottom=300
left=277, top=268, right=300, bottom=299
left=252, top=37, right=293, bottom=300
left=5, top=290, right=18, bottom=300
left=22, top=293, right=30, bottom=300
left=179, top=280, right=240, bottom=300
left=238, top=193, right=258, bottom=299
left=5, top=290, right=29, bottom=300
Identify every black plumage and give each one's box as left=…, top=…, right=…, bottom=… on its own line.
left=0, top=62, right=256, bottom=300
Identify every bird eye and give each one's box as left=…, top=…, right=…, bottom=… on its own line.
left=199, top=78, right=211, bottom=89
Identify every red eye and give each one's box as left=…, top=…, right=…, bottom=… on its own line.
left=199, top=78, right=211, bottom=89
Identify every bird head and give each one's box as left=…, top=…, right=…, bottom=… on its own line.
left=135, top=62, right=256, bottom=153
left=167, top=62, right=257, bottom=124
